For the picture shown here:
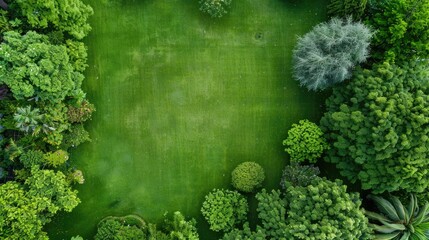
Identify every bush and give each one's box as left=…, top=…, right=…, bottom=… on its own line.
left=19, top=150, right=45, bottom=168
left=44, top=150, right=69, bottom=168
left=255, top=189, right=288, bottom=239
left=201, top=189, right=248, bottom=232
left=280, top=163, right=320, bottom=189
left=283, top=119, right=328, bottom=163
left=94, top=218, right=145, bottom=240
left=199, top=0, right=232, bottom=18
left=231, top=162, right=265, bottom=193
left=293, top=17, right=372, bottom=91
left=321, top=62, right=429, bottom=193
left=327, top=0, right=368, bottom=20
left=61, top=124, right=91, bottom=149
left=284, top=178, right=371, bottom=239
left=67, top=100, right=95, bottom=123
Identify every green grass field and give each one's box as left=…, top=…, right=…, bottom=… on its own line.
left=47, top=0, right=329, bottom=238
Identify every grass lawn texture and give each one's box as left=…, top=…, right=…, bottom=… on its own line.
left=47, top=0, right=328, bottom=238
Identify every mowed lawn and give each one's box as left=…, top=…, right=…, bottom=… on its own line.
left=47, top=0, right=329, bottom=238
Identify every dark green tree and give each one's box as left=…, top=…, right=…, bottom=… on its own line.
left=366, top=0, right=429, bottom=63
left=321, top=62, right=429, bottom=193
left=327, top=0, right=368, bottom=20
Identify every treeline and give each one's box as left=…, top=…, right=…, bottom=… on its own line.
left=0, top=0, right=94, bottom=238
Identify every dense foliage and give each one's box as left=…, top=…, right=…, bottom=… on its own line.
left=366, top=194, right=429, bottom=240
left=321, top=62, right=429, bottom=193
left=222, top=178, right=371, bottom=239
left=280, top=163, right=320, bottom=189
left=0, top=31, right=84, bottom=103
left=0, top=0, right=93, bottom=239
left=283, top=119, right=328, bottom=163
left=199, top=0, right=232, bottom=18
left=201, top=189, right=248, bottom=232
left=293, top=18, right=372, bottom=91
left=231, top=162, right=265, bottom=193
left=366, top=0, right=429, bottom=63
left=0, top=168, right=79, bottom=239
left=327, top=0, right=368, bottom=20
left=284, top=178, right=371, bottom=239
left=12, top=0, right=93, bottom=39
left=95, top=212, right=199, bottom=240
left=95, top=218, right=146, bottom=240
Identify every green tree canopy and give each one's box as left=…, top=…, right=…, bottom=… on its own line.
left=366, top=0, right=429, bottom=63
left=13, top=0, right=93, bottom=39
left=321, top=62, right=429, bottom=193
left=284, top=178, right=371, bottom=239
left=0, top=31, right=84, bottom=103
left=283, top=119, right=329, bottom=163
left=201, top=189, right=248, bottom=232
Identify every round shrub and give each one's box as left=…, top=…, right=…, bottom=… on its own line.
left=201, top=189, right=248, bottom=232
left=231, top=162, right=265, bottom=192
left=95, top=218, right=145, bottom=240
left=19, top=150, right=45, bottom=168
left=293, top=17, right=372, bottom=91
left=199, top=0, right=232, bottom=18
left=283, top=119, right=329, bottom=163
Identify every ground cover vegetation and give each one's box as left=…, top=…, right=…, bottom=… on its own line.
left=2, top=0, right=429, bottom=239
left=0, top=0, right=94, bottom=238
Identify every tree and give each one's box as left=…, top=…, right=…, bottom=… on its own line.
left=280, top=163, right=320, bottom=189
left=199, top=0, right=232, bottom=18
left=162, top=211, right=199, bottom=240
left=222, top=223, right=266, bottom=240
left=293, top=18, right=372, bottom=91
left=0, top=31, right=83, bottom=103
left=321, top=62, right=429, bottom=193
left=284, top=178, right=371, bottom=239
left=95, top=218, right=146, bottom=240
left=201, top=189, right=248, bottom=232
left=13, top=0, right=93, bottom=39
left=231, top=162, right=265, bottom=193
left=327, top=0, right=368, bottom=20
left=283, top=120, right=329, bottom=163
left=255, top=189, right=288, bottom=239
left=14, top=106, right=43, bottom=133
left=0, top=182, right=49, bottom=240
left=365, top=0, right=429, bottom=63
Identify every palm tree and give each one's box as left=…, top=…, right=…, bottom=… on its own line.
left=14, top=106, right=43, bottom=133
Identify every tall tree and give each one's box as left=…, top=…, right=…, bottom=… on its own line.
left=0, top=31, right=84, bottom=103
left=13, top=0, right=93, bottom=39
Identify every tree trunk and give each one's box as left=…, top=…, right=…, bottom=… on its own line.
left=0, top=0, right=8, bottom=10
